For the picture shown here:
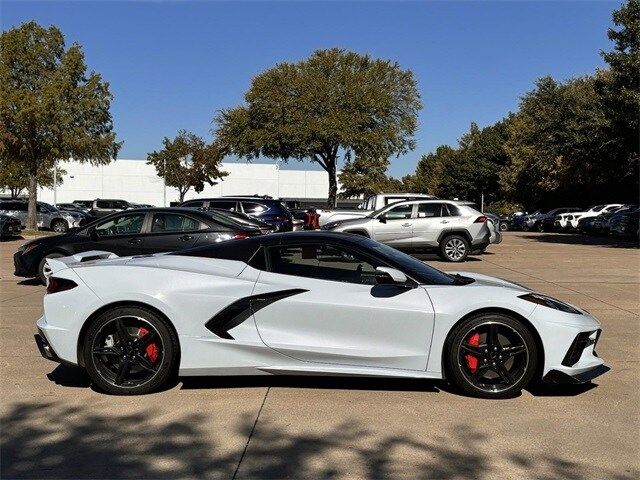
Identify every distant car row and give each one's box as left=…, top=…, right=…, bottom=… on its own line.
left=510, top=204, right=639, bottom=237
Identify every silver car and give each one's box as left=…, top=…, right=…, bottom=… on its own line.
left=323, top=200, right=493, bottom=262
left=0, top=200, right=84, bottom=232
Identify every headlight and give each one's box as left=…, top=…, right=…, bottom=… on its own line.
left=519, top=293, right=582, bottom=315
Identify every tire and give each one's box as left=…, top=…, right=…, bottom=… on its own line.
left=521, top=225, right=530, bottom=232
left=51, top=219, right=68, bottom=233
left=536, top=222, right=545, bottom=232
left=37, top=252, right=65, bottom=284
left=446, top=313, right=538, bottom=399
left=83, top=306, right=179, bottom=395
left=499, top=222, right=508, bottom=232
left=439, top=234, right=470, bottom=262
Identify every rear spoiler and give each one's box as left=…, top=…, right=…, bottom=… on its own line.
left=44, top=251, right=120, bottom=279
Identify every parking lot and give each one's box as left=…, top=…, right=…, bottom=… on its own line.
left=1, top=232, right=638, bottom=479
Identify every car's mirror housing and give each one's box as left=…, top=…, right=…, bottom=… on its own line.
left=88, top=227, right=98, bottom=240
left=378, top=215, right=387, bottom=224
left=375, top=267, right=408, bottom=285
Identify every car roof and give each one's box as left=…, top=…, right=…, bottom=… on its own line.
left=183, top=197, right=281, bottom=203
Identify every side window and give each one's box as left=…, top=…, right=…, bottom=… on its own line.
left=445, top=204, right=462, bottom=216
left=242, top=202, right=267, bottom=214
left=208, top=200, right=237, bottom=211
left=268, top=244, right=381, bottom=285
left=114, top=201, right=128, bottom=209
left=96, top=200, right=111, bottom=209
left=417, top=203, right=443, bottom=218
left=150, top=213, right=205, bottom=233
left=94, top=213, right=146, bottom=237
left=183, top=200, right=204, bottom=208
left=382, top=204, right=413, bottom=221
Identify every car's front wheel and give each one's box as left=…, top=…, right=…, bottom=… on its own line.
left=83, top=306, right=179, bottom=395
left=439, top=235, right=470, bottom=262
left=446, top=313, right=538, bottom=399
left=37, top=252, right=65, bottom=284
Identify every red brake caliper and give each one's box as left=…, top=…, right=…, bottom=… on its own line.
left=465, top=332, right=480, bottom=373
left=138, top=327, right=159, bottom=363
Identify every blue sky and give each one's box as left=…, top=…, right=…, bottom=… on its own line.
left=2, top=1, right=618, bottom=176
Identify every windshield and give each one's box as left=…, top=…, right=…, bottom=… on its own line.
left=358, top=238, right=456, bottom=285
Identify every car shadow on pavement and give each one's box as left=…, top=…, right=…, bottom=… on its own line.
left=521, top=232, right=639, bottom=249
left=1, top=400, right=637, bottom=479
left=17, top=278, right=42, bottom=286
left=180, top=375, right=442, bottom=393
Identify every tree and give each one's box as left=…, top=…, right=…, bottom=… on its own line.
left=406, top=119, right=511, bottom=204
left=147, top=130, right=227, bottom=203
left=0, top=156, right=65, bottom=198
left=338, top=156, right=403, bottom=198
left=0, top=21, right=120, bottom=229
left=502, top=76, right=618, bottom=207
left=598, top=0, right=640, bottom=196
left=215, top=48, right=422, bottom=206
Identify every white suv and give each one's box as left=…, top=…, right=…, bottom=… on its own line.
left=323, top=200, right=493, bottom=262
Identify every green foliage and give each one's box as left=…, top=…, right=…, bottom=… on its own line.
left=215, top=48, right=422, bottom=206
left=338, top=156, right=403, bottom=198
left=485, top=200, right=523, bottom=216
left=0, top=157, right=65, bottom=198
left=147, top=130, right=227, bottom=203
left=406, top=119, right=511, bottom=204
left=0, top=21, right=120, bottom=228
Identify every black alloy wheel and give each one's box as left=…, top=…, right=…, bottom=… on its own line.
left=51, top=219, right=69, bottom=233
left=83, top=306, right=178, bottom=395
left=447, top=314, right=537, bottom=398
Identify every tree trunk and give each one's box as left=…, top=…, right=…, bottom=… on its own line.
left=27, top=166, right=38, bottom=230
left=327, top=160, right=338, bottom=208
left=178, top=186, right=189, bottom=203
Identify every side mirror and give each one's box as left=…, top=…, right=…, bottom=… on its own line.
left=375, top=267, right=408, bottom=285
left=378, top=215, right=387, bottom=224
left=89, top=227, right=98, bottom=240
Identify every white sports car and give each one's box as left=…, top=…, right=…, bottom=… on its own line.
left=35, top=232, right=608, bottom=398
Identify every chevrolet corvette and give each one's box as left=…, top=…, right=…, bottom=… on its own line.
left=34, top=232, right=608, bottom=398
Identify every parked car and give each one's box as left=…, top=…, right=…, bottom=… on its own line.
left=450, top=201, right=504, bottom=244
left=0, top=200, right=85, bottom=232
left=89, top=199, right=132, bottom=218
left=609, top=209, right=640, bottom=237
left=553, top=213, right=577, bottom=231
left=180, top=196, right=294, bottom=231
left=35, top=231, right=607, bottom=397
left=573, top=204, right=624, bottom=230
left=0, top=214, right=23, bottom=239
left=14, top=207, right=266, bottom=283
left=72, top=200, right=94, bottom=212
left=316, top=193, right=438, bottom=227
left=538, top=208, right=581, bottom=232
left=323, top=200, right=493, bottom=262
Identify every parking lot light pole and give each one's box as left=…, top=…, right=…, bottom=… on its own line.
left=163, top=157, right=166, bottom=207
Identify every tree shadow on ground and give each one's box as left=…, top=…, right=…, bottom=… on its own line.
left=521, top=232, right=638, bottom=249
left=1, top=401, right=636, bottom=479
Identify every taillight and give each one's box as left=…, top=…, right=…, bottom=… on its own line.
left=232, top=233, right=249, bottom=240
left=474, top=216, right=488, bottom=223
left=46, top=277, right=77, bottom=294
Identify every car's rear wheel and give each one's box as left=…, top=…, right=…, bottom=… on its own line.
left=439, top=235, right=470, bottom=262
left=499, top=222, right=508, bottom=232
left=37, top=252, right=65, bottom=284
left=51, top=219, right=68, bottom=233
left=446, top=313, right=538, bottom=399
left=83, top=306, right=179, bottom=395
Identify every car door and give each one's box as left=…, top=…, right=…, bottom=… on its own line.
left=371, top=203, right=415, bottom=247
left=252, top=242, right=435, bottom=371
left=411, top=203, right=447, bottom=246
left=143, top=212, right=204, bottom=253
left=87, top=212, right=149, bottom=256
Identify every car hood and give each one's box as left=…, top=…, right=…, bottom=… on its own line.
left=447, top=271, right=531, bottom=292
left=329, top=217, right=372, bottom=228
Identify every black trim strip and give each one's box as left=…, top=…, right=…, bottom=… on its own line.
left=205, top=288, right=308, bottom=339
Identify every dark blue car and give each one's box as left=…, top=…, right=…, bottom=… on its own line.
left=180, top=196, right=294, bottom=231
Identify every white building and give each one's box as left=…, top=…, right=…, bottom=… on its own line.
left=29, top=159, right=336, bottom=206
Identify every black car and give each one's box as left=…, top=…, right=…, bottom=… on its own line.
left=0, top=214, right=23, bottom=239
left=180, top=196, right=294, bottom=231
left=14, top=208, right=265, bottom=283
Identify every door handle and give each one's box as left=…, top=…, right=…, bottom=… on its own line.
left=440, top=220, right=449, bottom=224
left=128, top=238, right=141, bottom=244
left=402, top=223, right=412, bottom=227
left=179, top=235, right=194, bottom=241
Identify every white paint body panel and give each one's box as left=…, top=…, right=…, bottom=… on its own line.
left=37, top=252, right=605, bottom=383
